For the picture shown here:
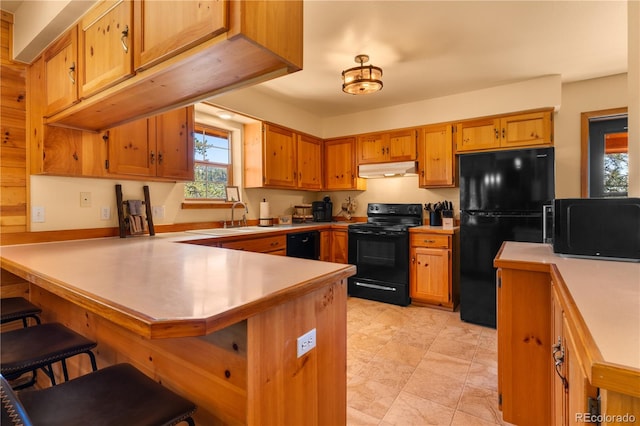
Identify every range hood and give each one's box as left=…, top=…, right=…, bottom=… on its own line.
left=358, top=161, right=417, bottom=178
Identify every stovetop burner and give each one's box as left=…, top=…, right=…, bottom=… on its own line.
left=349, top=203, right=423, bottom=231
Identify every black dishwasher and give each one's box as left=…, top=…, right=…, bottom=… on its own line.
left=286, top=230, right=320, bottom=260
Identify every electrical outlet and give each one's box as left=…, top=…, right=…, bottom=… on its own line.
left=297, top=328, right=316, bottom=358
left=32, top=206, right=45, bottom=223
left=100, top=206, right=111, bottom=220
left=80, top=192, right=92, bottom=207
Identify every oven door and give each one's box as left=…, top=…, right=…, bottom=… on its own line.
left=347, top=228, right=410, bottom=306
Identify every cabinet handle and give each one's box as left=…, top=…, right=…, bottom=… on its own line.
left=552, top=337, right=568, bottom=390
left=68, top=62, right=76, bottom=85
left=150, top=151, right=155, bottom=164
left=158, top=151, right=163, bottom=164
left=386, top=147, right=390, bottom=154
left=381, top=147, right=385, bottom=155
left=423, top=239, right=436, bottom=243
left=270, top=241, right=279, bottom=246
left=411, top=257, right=415, bottom=263
left=494, top=128, right=499, bottom=139
left=502, top=128, right=506, bottom=139
left=121, top=25, right=129, bottom=53
left=72, top=152, right=79, bottom=161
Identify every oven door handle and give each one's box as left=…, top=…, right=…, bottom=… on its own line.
left=354, top=282, right=397, bottom=292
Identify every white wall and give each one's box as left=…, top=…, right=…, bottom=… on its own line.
left=554, top=74, right=628, bottom=198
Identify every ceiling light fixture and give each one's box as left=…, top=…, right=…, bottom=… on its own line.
left=342, top=54, right=383, bottom=95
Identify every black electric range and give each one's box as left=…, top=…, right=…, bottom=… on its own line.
left=347, top=203, right=423, bottom=306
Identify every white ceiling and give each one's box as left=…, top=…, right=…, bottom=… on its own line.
left=2, top=1, right=628, bottom=119
left=251, top=0, right=628, bottom=118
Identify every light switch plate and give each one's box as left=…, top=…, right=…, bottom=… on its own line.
left=100, top=206, right=111, bottom=220
left=32, top=206, right=45, bottom=223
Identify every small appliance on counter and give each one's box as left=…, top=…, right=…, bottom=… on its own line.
left=546, top=197, right=640, bottom=261
left=312, top=196, right=333, bottom=222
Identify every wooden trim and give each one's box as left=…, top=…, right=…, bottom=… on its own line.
left=579, top=107, right=627, bottom=198
left=181, top=201, right=240, bottom=209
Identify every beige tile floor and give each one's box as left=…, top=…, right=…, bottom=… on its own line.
left=346, top=297, right=514, bottom=426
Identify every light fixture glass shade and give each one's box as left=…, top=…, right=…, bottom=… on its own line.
left=342, top=54, right=383, bottom=95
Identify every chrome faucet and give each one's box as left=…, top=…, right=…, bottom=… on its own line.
left=230, top=201, right=248, bottom=227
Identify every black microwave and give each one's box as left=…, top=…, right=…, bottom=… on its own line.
left=544, top=198, right=640, bottom=262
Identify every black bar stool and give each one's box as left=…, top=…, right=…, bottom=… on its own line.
left=1, top=322, right=97, bottom=389
left=1, top=363, right=197, bottom=425
left=1, top=297, right=42, bottom=327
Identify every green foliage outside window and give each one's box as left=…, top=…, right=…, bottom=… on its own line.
left=184, top=126, right=232, bottom=199
left=603, top=153, right=628, bottom=196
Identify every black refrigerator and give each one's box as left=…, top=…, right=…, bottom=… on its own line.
left=459, top=147, right=554, bottom=328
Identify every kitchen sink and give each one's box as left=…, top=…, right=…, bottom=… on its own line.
left=185, top=226, right=279, bottom=237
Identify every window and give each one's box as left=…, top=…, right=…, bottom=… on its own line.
left=582, top=110, right=628, bottom=198
left=184, top=125, right=232, bottom=200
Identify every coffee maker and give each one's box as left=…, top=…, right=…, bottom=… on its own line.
left=312, top=196, right=333, bottom=222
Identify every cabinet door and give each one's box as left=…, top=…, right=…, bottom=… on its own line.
left=388, top=129, right=416, bottom=161
left=296, top=134, right=322, bottom=190
left=357, top=133, right=387, bottom=164
left=107, top=117, right=154, bottom=176
left=456, top=118, right=500, bottom=152
left=133, top=0, right=227, bottom=70
left=263, top=124, right=296, bottom=188
left=331, top=230, right=348, bottom=264
left=500, top=111, right=552, bottom=148
left=43, top=127, right=83, bottom=176
left=319, top=230, right=331, bottom=261
left=155, top=106, right=194, bottom=180
left=551, top=285, right=566, bottom=426
left=410, top=247, right=449, bottom=305
left=563, top=317, right=597, bottom=426
left=418, top=123, right=455, bottom=187
left=44, top=28, right=79, bottom=116
left=79, top=0, right=134, bottom=98
left=324, top=137, right=363, bottom=190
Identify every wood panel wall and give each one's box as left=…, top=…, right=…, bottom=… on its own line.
left=0, top=11, right=28, bottom=234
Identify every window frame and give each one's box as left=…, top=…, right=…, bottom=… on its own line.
left=184, top=123, right=233, bottom=201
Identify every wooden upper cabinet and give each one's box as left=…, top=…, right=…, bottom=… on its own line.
left=357, top=133, right=386, bottom=163
left=133, top=0, right=227, bottom=70
left=107, top=106, right=194, bottom=180
left=388, top=129, right=417, bottom=161
left=243, top=122, right=322, bottom=190
left=297, top=134, right=323, bottom=190
left=418, top=123, right=456, bottom=188
left=500, top=110, right=552, bottom=148
left=155, top=106, right=194, bottom=180
left=456, top=117, right=500, bottom=152
left=357, top=129, right=417, bottom=164
left=79, top=0, right=134, bottom=98
left=108, top=116, right=153, bottom=176
left=324, top=137, right=365, bottom=191
left=456, top=109, right=553, bottom=153
left=263, top=123, right=297, bottom=188
left=44, top=27, right=79, bottom=117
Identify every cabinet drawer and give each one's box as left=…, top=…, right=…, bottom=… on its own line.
left=221, top=235, right=286, bottom=253
left=410, top=233, right=450, bottom=249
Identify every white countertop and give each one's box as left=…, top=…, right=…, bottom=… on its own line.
left=0, top=233, right=355, bottom=338
left=496, top=242, right=640, bottom=370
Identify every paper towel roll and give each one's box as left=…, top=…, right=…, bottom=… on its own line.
left=260, top=200, right=270, bottom=219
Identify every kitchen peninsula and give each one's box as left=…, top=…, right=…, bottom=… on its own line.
left=495, top=242, right=640, bottom=426
left=0, top=233, right=355, bottom=425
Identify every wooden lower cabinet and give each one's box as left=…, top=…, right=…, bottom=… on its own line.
left=409, top=229, right=459, bottom=310
left=497, top=267, right=552, bottom=426
left=319, top=230, right=331, bottom=261
left=331, top=229, right=349, bottom=264
left=552, top=283, right=599, bottom=426
left=220, top=235, right=286, bottom=255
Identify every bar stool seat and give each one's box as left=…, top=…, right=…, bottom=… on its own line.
left=1, top=363, right=196, bottom=426
left=1, top=322, right=97, bottom=389
left=0, top=297, right=42, bottom=327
